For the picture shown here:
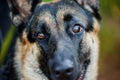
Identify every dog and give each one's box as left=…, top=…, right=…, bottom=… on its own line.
left=1, top=0, right=101, bottom=80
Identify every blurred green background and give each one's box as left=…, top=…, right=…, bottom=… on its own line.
left=99, top=0, right=120, bottom=80
left=0, top=0, right=120, bottom=80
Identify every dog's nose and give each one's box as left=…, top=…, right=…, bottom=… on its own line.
left=54, top=59, right=74, bottom=78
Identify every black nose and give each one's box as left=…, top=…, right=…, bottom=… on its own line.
left=54, top=59, right=74, bottom=78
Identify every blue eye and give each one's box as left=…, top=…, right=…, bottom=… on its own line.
left=37, top=32, right=45, bottom=40
left=72, top=24, right=82, bottom=33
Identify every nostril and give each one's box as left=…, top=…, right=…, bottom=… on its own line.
left=65, top=68, right=74, bottom=75
left=54, top=67, right=74, bottom=77
left=55, top=71, right=61, bottom=77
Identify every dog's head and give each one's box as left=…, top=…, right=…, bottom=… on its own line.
left=8, top=0, right=101, bottom=80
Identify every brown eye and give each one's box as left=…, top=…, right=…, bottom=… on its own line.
left=72, top=24, right=82, bottom=33
left=37, top=32, right=45, bottom=40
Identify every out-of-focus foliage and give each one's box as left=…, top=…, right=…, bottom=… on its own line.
left=100, top=0, right=120, bottom=55
left=99, top=0, right=120, bottom=80
left=100, top=0, right=120, bottom=15
left=0, top=26, right=15, bottom=64
left=43, top=0, right=53, bottom=2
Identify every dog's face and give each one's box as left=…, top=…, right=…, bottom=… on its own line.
left=30, top=1, right=94, bottom=80
left=8, top=0, right=101, bottom=80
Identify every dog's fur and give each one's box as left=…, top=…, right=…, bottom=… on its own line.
left=0, top=0, right=101, bottom=80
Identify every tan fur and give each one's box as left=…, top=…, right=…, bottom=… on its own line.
left=93, top=18, right=100, bottom=35
left=14, top=31, right=48, bottom=80
left=84, top=18, right=100, bottom=80
left=84, top=33, right=99, bottom=80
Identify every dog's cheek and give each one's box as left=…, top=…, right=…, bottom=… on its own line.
left=78, top=33, right=92, bottom=60
left=38, top=49, right=50, bottom=77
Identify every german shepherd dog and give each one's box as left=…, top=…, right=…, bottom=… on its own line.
left=1, top=0, right=101, bottom=80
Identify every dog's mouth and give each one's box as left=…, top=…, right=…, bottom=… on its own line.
left=77, top=65, right=85, bottom=80
left=77, top=60, right=90, bottom=80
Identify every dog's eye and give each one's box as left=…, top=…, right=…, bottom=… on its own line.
left=37, top=32, right=45, bottom=40
left=72, top=24, right=82, bottom=33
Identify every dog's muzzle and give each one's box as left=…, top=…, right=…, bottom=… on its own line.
left=48, top=51, right=90, bottom=80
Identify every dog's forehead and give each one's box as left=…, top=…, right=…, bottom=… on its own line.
left=32, top=1, right=88, bottom=34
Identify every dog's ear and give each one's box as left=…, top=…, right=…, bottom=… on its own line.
left=7, top=0, right=41, bottom=27
left=75, top=0, right=99, bottom=10
left=74, top=0, right=101, bottom=20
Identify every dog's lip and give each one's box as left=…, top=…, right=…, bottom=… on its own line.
left=77, top=65, right=86, bottom=80
left=77, top=59, right=90, bottom=80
